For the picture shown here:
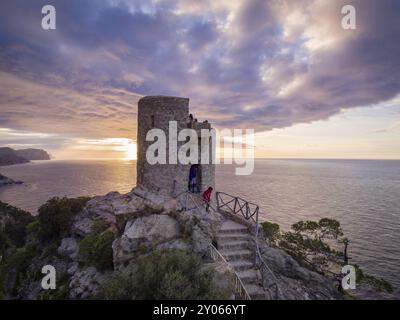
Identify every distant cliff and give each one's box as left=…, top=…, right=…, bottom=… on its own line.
left=0, top=147, right=50, bottom=166
left=15, top=148, right=50, bottom=161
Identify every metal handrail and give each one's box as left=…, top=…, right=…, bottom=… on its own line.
left=176, top=192, right=251, bottom=300
left=188, top=191, right=218, bottom=212
left=216, top=192, right=259, bottom=226
left=215, top=191, right=283, bottom=300
left=209, top=244, right=251, bottom=300
left=177, top=191, right=217, bottom=214
left=177, top=190, right=282, bottom=300
left=254, top=238, right=283, bottom=300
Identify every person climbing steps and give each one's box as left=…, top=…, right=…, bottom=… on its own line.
left=202, top=186, right=213, bottom=213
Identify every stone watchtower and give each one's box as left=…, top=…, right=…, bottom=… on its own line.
left=136, top=95, right=215, bottom=197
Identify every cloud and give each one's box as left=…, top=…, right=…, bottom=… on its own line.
left=0, top=0, right=399, bottom=147
left=371, top=120, right=400, bottom=133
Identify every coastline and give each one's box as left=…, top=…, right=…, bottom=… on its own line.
left=0, top=159, right=399, bottom=296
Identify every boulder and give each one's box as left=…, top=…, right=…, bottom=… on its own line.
left=67, top=262, right=79, bottom=276
left=130, top=187, right=171, bottom=211
left=71, top=192, right=147, bottom=238
left=69, top=267, right=106, bottom=299
left=156, top=239, right=190, bottom=251
left=259, top=244, right=342, bottom=299
left=192, top=226, right=211, bottom=256
left=113, top=214, right=180, bottom=266
left=201, top=261, right=235, bottom=299
left=261, top=246, right=311, bottom=281
left=58, top=237, right=79, bottom=259
left=71, top=216, right=93, bottom=237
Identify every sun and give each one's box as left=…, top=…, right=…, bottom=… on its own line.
left=125, top=142, right=137, bottom=160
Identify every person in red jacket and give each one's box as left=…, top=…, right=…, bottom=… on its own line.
left=202, top=187, right=213, bottom=213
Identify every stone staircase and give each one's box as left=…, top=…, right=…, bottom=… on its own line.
left=180, top=191, right=272, bottom=299
left=217, top=219, right=269, bottom=300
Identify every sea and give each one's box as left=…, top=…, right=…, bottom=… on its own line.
left=0, top=159, right=399, bottom=296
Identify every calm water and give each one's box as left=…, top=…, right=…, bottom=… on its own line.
left=0, top=159, right=399, bottom=296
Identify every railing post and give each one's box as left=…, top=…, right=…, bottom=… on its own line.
left=255, top=207, right=259, bottom=238
left=233, top=197, right=238, bottom=215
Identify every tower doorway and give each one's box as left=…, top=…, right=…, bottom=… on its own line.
left=188, top=164, right=201, bottom=193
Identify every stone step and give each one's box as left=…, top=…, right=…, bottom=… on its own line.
left=217, top=233, right=251, bottom=242
left=218, top=240, right=250, bottom=250
left=220, top=249, right=253, bottom=261
left=245, top=284, right=268, bottom=300
left=230, top=260, right=254, bottom=272
left=219, top=220, right=249, bottom=235
left=237, top=269, right=259, bottom=285
left=218, top=227, right=249, bottom=235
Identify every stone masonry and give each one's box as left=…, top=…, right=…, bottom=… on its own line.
left=136, top=95, right=215, bottom=197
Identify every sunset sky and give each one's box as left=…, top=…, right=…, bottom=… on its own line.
left=0, top=0, right=399, bottom=160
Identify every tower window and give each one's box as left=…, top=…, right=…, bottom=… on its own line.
left=151, top=115, right=155, bottom=127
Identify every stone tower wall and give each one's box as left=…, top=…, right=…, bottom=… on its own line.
left=136, top=95, right=215, bottom=197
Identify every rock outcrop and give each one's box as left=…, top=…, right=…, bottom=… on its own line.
left=112, top=214, right=180, bottom=266
left=57, top=237, right=79, bottom=260
left=69, top=267, right=107, bottom=299
left=0, top=173, right=23, bottom=186
left=258, top=243, right=342, bottom=299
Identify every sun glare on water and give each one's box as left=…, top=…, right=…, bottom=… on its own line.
left=125, top=142, right=137, bottom=160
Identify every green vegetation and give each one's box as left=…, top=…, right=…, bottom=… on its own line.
left=97, top=250, right=228, bottom=300
left=278, top=218, right=344, bottom=271
left=354, top=264, right=394, bottom=293
left=91, top=219, right=109, bottom=235
left=37, top=196, right=90, bottom=240
left=0, top=201, right=34, bottom=258
left=78, top=230, right=114, bottom=271
left=0, top=244, right=37, bottom=296
left=260, top=217, right=393, bottom=294
left=0, top=198, right=90, bottom=298
left=38, top=272, right=70, bottom=300
left=261, top=220, right=280, bottom=244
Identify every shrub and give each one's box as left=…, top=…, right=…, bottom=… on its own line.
left=91, top=219, right=109, bottom=235
left=278, top=218, right=344, bottom=272
left=261, top=221, right=280, bottom=244
left=38, top=272, right=70, bottom=300
left=278, top=218, right=394, bottom=294
left=354, top=264, right=393, bottom=293
left=38, top=197, right=90, bottom=240
left=0, top=202, right=34, bottom=257
left=97, top=250, right=228, bottom=300
left=78, top=230, right=114, bottom=271
left=0, top=244, right=37, bottom=295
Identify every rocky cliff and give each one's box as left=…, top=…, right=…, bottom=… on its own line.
left=0, top=188, right=393, bottom=300
left=15, top=149, right=50, bottom=161
left=0, top=148, right=29, bottom=166
left=0, top=188, right=234, bottom=300
left=0, top=147, right=50, bottom=166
